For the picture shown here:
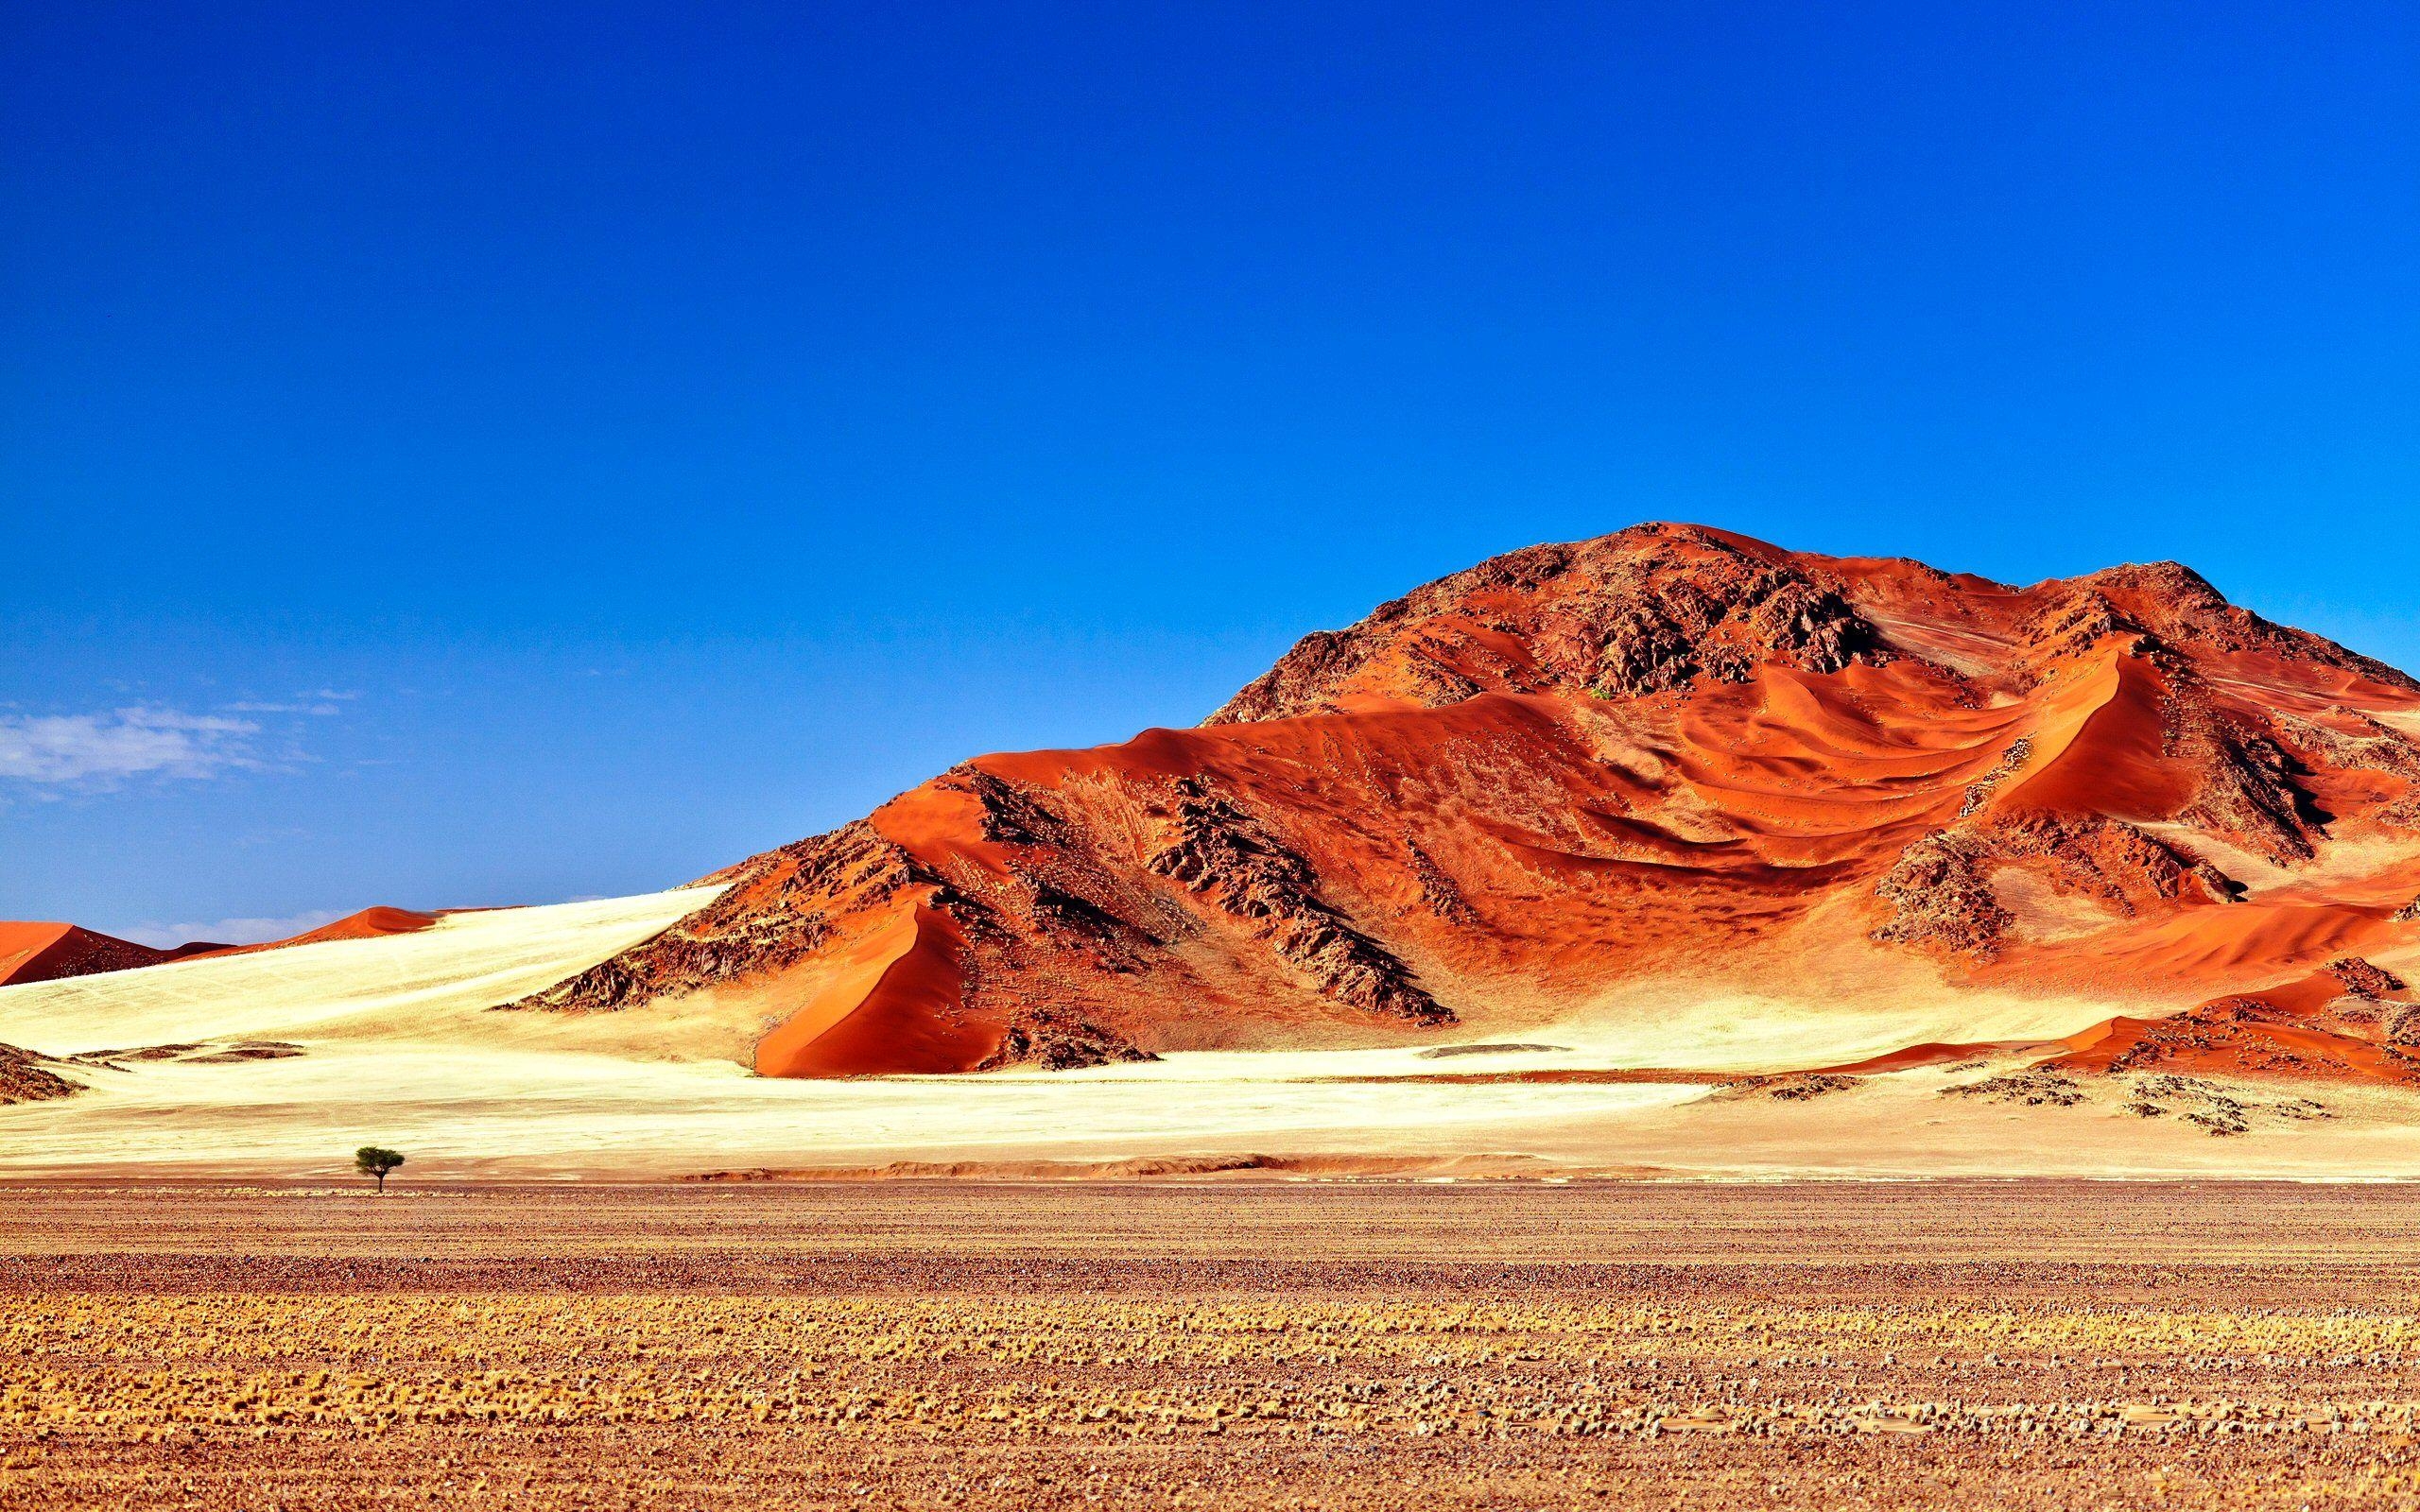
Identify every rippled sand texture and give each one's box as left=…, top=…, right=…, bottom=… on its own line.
left=9, top=1181, right=2420, bottom=1509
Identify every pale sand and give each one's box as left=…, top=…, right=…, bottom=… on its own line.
left=5, top=886, right=2420, bottom=1180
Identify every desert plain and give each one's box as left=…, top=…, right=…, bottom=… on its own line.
left=12, top=527, right=2420, bottom=1507
left=9, top=1180, right=2420, bottom=1510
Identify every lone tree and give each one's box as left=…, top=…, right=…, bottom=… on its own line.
left=354, top=1145, right=406, bottom=1193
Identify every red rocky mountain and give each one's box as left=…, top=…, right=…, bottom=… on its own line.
left=509, top=523, right=2420, bottom=1081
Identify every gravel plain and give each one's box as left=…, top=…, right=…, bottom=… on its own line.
left=7, top=1180, right=2420, bottom=1509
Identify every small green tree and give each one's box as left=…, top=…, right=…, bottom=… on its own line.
left=354, top=1145, right=406, bottom=1193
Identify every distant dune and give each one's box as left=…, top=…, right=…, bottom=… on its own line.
left=0, top=906, right=441, bottom=988
left=0, top=922, right=177, bottom=988
left=186, top=906, right=441, bottom=959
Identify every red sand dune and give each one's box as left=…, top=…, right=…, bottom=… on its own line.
left=0, top=922, right=177, bottom=988
left=508, top=523, right=2420, bottom=1080
left=0, top=907, right=439, bottom=988
left=182, top=906, right=440, bottom=962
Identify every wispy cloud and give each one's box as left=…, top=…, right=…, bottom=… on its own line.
left=119, top=909, right=343, bottom=950
left=223, top=700, right=346, bottom=716
left=0, top=707, right=264, bottom=788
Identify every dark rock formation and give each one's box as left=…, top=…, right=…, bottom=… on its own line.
left=972, top=1010, right=1159, bottom=1073
left=1148, top=781, right=1450, bottom=1023
left=0, top=1044, right=83, bottom=1105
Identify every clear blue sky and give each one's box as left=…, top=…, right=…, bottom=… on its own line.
left=4, top=2, right=2415, bottom=940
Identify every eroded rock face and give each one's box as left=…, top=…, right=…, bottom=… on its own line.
left=499, top=821, right=917, bottom=1013
left=2166, top=690, right=2326, bottom=865
left=1211, top=524, right=1893, bottom=722
left=1147, top=781, right=1450, bottom=1025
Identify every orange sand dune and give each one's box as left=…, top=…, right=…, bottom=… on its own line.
left=507, top=523, right=2420, bottom=1078
left=183, top=906, right=440, bottom=962
left=0, top=922, right=175, bottom=988
left=1848, top=959, right=2420, bottom=1089
left=0, top=907, right=441, bottom=988
left=2048, top=980, right=2420, bottom=1087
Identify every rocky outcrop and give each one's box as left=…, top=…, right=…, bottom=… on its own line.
left=1147, top=781, right=1450, bottom=1023
left=1874, top=813, right=2235, bottom=960
left=2324, top=957, right=2407, bottom=1000
left=1959, top=736, right=2033, bottom=818
left=1211, top=628, right=1382, bottom=724
left=2016, top=590, right=2154, bottom=673
left=1403, top=840, right=1478, bottom=926
left=2277, top=709, right=2420, bottom=782
left=2163, top=682, right=2326, bottom=864
left=972, top=1009, right=1158, bottom=1072
left=2066, top=561, right=2417, bottom=692
left=1873, top=832, right=2012, bottom=959
left=499, top=821, right=919, bottom=1013
left=1210, top=524, right=1895, bottom=722
left=0, top=1044, right=83, bottom=1105
left=1979, top=813, right=2237, bottom=913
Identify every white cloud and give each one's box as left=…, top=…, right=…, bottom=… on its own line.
left=119, top=910, right=343, bottom=950
left=0, top=707, right=263, bottom=787
left=224, top=692, right=353, bottom=716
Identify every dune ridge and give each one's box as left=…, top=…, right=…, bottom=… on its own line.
left=0, top=923, right=178, bottom=988
left=0, top=906, right=443, bottom=989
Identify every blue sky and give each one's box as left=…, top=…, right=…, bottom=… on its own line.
left=4, top=2, right=2415, bottom=939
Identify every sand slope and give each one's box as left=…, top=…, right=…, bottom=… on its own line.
left=0, top=889, right=717, bottom=1055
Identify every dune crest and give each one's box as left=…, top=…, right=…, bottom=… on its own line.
left=0, top=907, right=441, bottom=987
left=0, top=923, right=178, bottom=988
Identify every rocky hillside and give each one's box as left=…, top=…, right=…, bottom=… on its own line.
left=498, top=523, right=2420, bottom=1080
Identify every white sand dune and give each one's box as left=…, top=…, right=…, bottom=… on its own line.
left=0, top=889, right=720, bottom=1055
left=4, top=886, right=2416, bottom=1181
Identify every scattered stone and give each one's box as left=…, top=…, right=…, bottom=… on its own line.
left=1717, top=1073, right=1857, bottom=1102
left=1941, top=1070, right=2085, bottom=1108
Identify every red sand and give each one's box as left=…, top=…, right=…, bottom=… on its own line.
left=0, top=922, right=174, bottom=988
left=182, top=906, right=440, bottom=961
left=519, top=523, right=2420, bottom=1079
left=0, top=907, right=439, bottom=988
left=2047, top=962, right=2420, bottom=1085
